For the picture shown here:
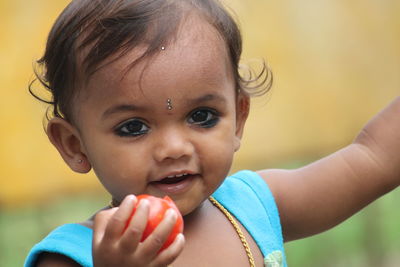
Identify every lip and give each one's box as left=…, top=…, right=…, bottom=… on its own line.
left=149, top=174, right=197, bottom=195
left=153, top=170, right=196, bottom=182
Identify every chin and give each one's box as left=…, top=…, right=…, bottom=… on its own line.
left=178, top=196, right=208, bottom=217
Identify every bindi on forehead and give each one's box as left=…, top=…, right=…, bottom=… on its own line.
left=140, top=18, right=233, bottom=89
left=173, top=15, right=231, bottom=71
left=82, top=14, right=233, bottom=104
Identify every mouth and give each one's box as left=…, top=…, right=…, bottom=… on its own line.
left=150, top=172, right=196, bottom=194
left=153, top=173, right=192, bottom=184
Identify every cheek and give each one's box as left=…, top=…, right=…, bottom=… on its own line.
left=85, top=140, right=149, bottom=194
left=201, top=120, right=237, bottom=167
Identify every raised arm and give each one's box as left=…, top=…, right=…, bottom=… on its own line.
left=258, top=96, right=400, bottom=242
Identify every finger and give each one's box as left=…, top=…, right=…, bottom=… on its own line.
left=103, top=194, right=137, bottom=242
left=139, top=208, right=178, bottom=259
left=119, top=198, right=150, bottom=252
left=93, top=208, right=118, bottom=247
left=153, top=233, right=185, bottom=267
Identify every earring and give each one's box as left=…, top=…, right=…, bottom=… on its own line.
left=77, top=159, right=83, bottom=164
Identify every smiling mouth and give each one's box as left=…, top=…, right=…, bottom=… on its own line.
left=153, top=174, right=193, bottom=185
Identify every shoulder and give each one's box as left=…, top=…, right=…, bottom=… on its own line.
left=214, top=170, right=286, bottom=257
left=216, top=170, right=278, bottom=204
left=217, top=170, right=283, bottom=225
left=221, top=169, right=284, bottom=200
left=24, top=224, right=93, bottom=267
left=36, top=253, right=81, bottom=267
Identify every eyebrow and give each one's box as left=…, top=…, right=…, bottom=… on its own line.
left=187, top=93, right=227, bottom=106
left=102, top=104, right=146, bottom=120
left=102, top=93, right=227, bottom=120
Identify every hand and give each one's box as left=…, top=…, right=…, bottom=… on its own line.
left=92, top=195, right=185, bottom=267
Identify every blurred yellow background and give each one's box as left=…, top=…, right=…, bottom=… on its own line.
left=1, top=0, right=400, bottom=266
left=0, top=0, right=399, bottom=206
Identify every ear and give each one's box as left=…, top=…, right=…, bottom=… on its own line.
left=46, top=117, right=91, bottom=173
left=234, top=92, right=250, bottom=152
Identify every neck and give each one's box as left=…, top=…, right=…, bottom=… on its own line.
left=182, top=198, right=211, bottom=232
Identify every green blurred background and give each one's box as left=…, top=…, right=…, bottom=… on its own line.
left=1, top=0, right=399, bottom=266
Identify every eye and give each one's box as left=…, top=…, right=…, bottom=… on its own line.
left=187, top=108, right=219, bottom=128
left=114, top=119, right=149, bottom=137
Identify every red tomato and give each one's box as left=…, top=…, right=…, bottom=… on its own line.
left=128, top=195, right=184, bottom=251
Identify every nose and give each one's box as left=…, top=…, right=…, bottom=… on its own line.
left=153, top=127, right=194, bottom=162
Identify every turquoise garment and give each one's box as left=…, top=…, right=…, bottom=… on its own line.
left=24, top=224, right=93, bottom=267
left=24, top=170, right=286, bottom=267
left=213, top=170, right=286, bottom=267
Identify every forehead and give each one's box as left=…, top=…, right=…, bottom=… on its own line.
left=82, top=14, right=234, bottom=101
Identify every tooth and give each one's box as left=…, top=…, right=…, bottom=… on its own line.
left=167, top=175, right=175, bottom=178
left=175, top=174, right=183, bottom=177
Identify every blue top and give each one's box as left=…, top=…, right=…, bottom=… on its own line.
left=24, top=170, right=286, bottom=267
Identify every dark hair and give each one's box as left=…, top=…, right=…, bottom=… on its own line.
left=30, top=0, right=272, bottom=123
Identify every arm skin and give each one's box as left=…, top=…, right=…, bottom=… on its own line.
left=258, top=96, right=400, bottom=242
left=35, top=253, right=81, bottom=267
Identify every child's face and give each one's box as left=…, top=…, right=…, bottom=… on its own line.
left=70, top=17, right=248, bottom=215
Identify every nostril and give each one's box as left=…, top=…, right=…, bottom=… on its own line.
left=154, top=138, right=194, bottom=162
